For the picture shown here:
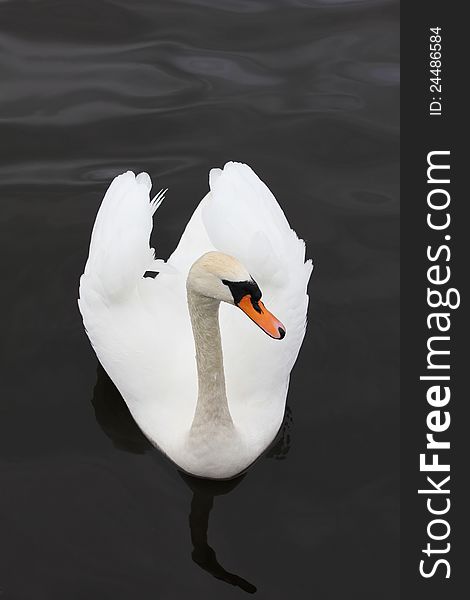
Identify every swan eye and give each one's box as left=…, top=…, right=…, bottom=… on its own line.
left=222, top=279, right=261, bottom=305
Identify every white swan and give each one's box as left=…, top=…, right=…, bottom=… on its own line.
left=78, top=162, right=312, bottom=479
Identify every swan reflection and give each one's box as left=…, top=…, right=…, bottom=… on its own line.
left=180, top=471, right=256, bottom=594
left=92, top=365, right=153, bottom=454
left=91, top=366, right=291, bottom=593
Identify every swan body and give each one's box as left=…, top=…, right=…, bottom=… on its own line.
left=79, top=162, right=312, bottom=479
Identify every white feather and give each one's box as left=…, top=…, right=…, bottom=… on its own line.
left=78, top=162, right=313, bottom=478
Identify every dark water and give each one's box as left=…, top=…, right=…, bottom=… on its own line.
left=0, top=1, right=399, bottom=598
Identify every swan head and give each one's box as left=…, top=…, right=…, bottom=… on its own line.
left=187, top=251, right=286, bottom=340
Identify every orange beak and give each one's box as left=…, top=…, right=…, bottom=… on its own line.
left=237, top=295, right=286, bottom=340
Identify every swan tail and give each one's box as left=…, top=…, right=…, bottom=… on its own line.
left=78, top=171, right=169, bottom=309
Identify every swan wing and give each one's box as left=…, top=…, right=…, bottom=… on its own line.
left=78, top=172, right=196, bottom=453
left=81, top=171, right=169, bottom=302
left=169, top=162, right=313, bottom=446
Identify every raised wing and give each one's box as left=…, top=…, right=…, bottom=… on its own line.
left=77, top=172, right=197, bottom=452
left=169, top=162, right=313, bottom=439
left=80, top=171, right=166, bottom=306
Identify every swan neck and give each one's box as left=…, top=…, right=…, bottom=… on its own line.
left=187, top=289, right=233, bottom=432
